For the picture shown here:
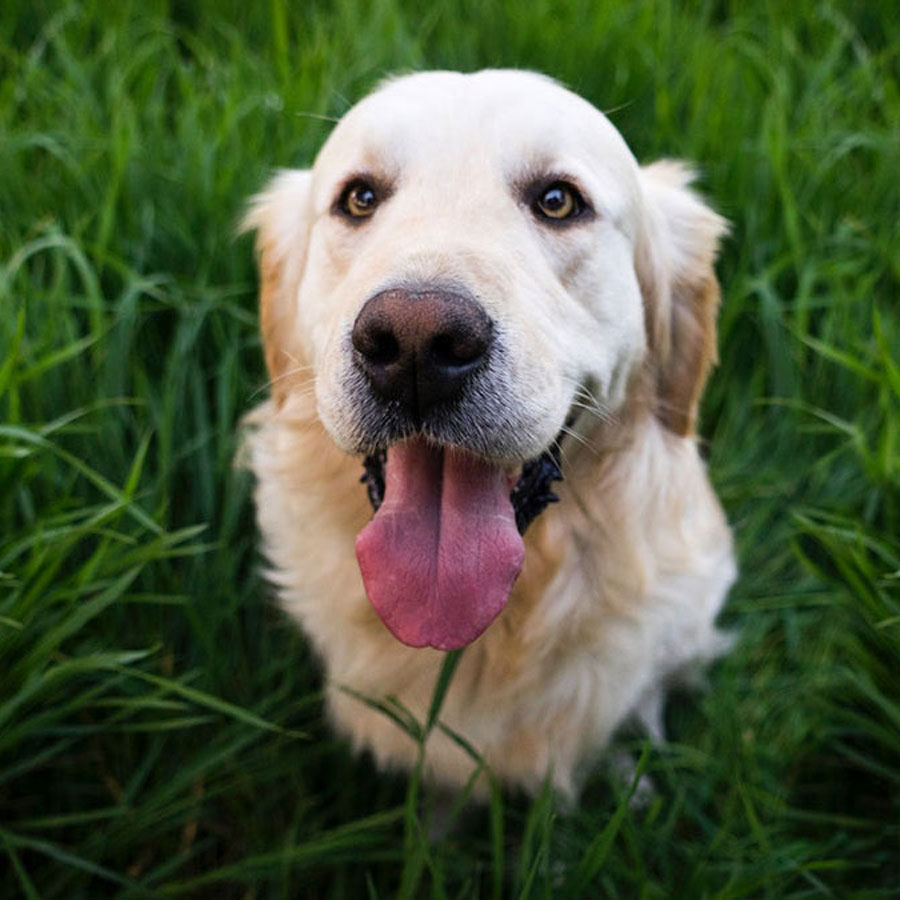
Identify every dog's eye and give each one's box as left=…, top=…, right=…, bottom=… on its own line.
left=533, top=182, right=585, bottom=221
left=339, top=180, right=379, bottom=219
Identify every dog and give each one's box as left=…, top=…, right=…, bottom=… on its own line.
left=242, top=70, right=736, bottom=798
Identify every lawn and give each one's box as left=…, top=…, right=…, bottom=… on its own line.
left=1, top=0, right=898, bottom=896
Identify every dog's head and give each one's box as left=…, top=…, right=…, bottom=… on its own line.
left=244, top=70, right=726, bottom=651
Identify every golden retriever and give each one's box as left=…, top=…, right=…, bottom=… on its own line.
left=242, top=70, right=735, bottom=798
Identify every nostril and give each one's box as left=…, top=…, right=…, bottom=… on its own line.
left=430, top=330, right=488, bottom=369
left=365, top=329, right=401, bottom=366
left=353, top=325, right=401, bottom=367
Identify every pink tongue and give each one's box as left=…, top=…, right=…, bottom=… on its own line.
left=355, top=439, right=524, bottom=650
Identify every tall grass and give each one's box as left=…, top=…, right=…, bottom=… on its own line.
left=1, top=0, right=898, bottom=896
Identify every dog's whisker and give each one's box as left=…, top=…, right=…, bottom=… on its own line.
left=559, top=423, right=601, bottom=456
left=569, top=381, right=617, bottom=422
left=550, top=435, right=576, bottom=472
left=292, top=110, right=342, bottom=124
left=574, top=387, right=605, bottom=410
left=271, top=351, right=312, bottom=375
left=559, top=376, right=619, bottom=427
left=275, top=357, right=314, bottom=378
left=272, top=363, right=315, bottom=383
left=567, top=399, right=617, bottom=426
left=249, top=364, right=316, bottom=401
left=249, top=380, right=317, bottom=404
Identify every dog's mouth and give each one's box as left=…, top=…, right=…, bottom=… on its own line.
left=354, top=437, right=563, bottom=651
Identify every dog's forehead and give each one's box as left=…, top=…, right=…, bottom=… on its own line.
left=314, top=70, right=638, bottom=187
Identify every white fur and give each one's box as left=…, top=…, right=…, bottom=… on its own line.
left=243, top=70, right=735, bottom=798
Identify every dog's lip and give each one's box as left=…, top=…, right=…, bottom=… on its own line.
left=505, top=463, right=523, bottom=490
left=360, top=434, right=564, bottom=536
left=361, top=438, right=521, bottom=484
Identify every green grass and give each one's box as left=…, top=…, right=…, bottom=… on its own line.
left=1, top=0, right=898, bottom=896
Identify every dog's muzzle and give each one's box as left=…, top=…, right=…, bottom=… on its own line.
left=352, top=283, right=567, bottom=643
left=351, top=284, right=565, bottom=531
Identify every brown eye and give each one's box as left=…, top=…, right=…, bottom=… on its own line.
left=339, top=180, right=379, bottom=218
left=534, top=182, right=584, bottom=221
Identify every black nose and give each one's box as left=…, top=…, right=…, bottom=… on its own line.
left=351, top=287, right=493, bottom=420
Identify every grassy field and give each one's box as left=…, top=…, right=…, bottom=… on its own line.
left=2, top=0, right=898, bottom=896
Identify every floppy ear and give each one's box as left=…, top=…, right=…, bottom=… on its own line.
left=635, top=160, right=728, bottom=436
left=241, top=169, right=314, bottom=405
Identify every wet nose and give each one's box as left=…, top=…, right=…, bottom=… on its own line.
left=351, top=287, right=493, bottom=420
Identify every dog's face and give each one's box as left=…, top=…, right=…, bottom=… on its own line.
left=269, top=70, right=649, bottom=460
left=246, top=70, right=725, bottom=651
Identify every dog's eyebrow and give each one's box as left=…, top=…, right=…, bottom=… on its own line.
left=508, top=158, right=558, bottom=185
left=510, top=163, right=591, bottom=198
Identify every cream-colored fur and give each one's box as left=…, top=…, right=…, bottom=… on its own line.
left=242, top=70, right=736, bottom=798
